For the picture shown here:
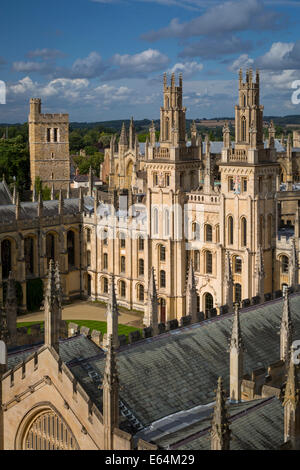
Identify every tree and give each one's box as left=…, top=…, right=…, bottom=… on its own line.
left=0, top=137, right=30, bottom=194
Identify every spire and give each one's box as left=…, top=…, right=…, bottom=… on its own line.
left=229, top=304, right=244, bottom=402
left=106, top=275, right=119, bottom=348
left=269, top=120, right=276, bottom=149
left=289, top=238, right=298, bottom=288
left=44, top=260, right=60, bottom=353
left=223, top=121, right=231, bottom=149
left=32, top=184, right=37, bottom=202
left=145, top=136, right=149, bottom=160
left=144, top=268, right=158, bottom=335
left=12, top=183, right=17, bottom=205
left=58, top=189, right=64, bottom=215
left=103, top=334, right=119, bottom=450
left=225, top=251, right=233, bottom=312
left=283, top=349, right=300, bottom=449
left=129, top=116, right=135, bottom=150
left=51, top=183, right=55, bottom=201
left=79, top=186, right=84, bottom=212
left=186, top=259, right=198, bottom=323
left=54, top=262, right=63, bottom=322
left=191, top=121, right=197, bottom=147
left=150, top=121, right=156, bottom=147
left=15, top=191, right=20, bottom=220
left=211, top=377, right=231, bottom=450
left=230, top=304, right=244, bottom=351
left=5, top=271, right=17, bottom=340
left=204, top=135, right=213, bottom=193
left=38, top=190, right=43, bottom=217
left=280, top=287, right=293, bottom=363
left=88, top=166, right=93, bottom=197
left=255, top=246, right=265, bottom=300
left=119, top=122, right=128, bottom=148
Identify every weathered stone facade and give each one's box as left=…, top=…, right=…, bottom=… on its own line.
left=29, top=98, right=70, bottom=191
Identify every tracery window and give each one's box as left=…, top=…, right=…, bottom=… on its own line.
left=23, top=410, right=79, bottom=450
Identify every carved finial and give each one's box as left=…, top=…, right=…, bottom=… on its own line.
left=211, top=377, right=231, bottom=450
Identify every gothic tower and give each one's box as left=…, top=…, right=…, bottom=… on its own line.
left=28, top=98, right=70, bottom=191
left=220, top=69, right=279, bottom=303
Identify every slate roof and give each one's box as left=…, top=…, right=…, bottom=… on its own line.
left=6, top=293, right=300, bottom=442
left=0, top=181, right=13, bottom=205
left=154, top=397, right=284, bottom=450
left=59, top=293, right=300, bottom=429
left=0, top=196, right=94, bottom=223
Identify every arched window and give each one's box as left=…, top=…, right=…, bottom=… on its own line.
left=87, top=250, right=91, bottom=267
left=138, top=284, right=144, bottom=302
left=215, top=225, right=220, bottom=244
left=281, top=255, right=289, bottom=274
left=67, top=231, right=75, bottom=267
left=138, top=259, right=144, bottom=276
left=235, top=256, right=242, bottom=274
left=235, top=283, right=242, bottom=303
left=103, top=277, right=109, bottom=294
left=153, top=208, right=159, bottom=235
left=103, top=253, right=108, bottom=270
left=259, top=215, right=264, bottom=246
left=165, top=117, right=169, bottom=140
left=21, top=409, right=79, bottom=450
left=103, top=229, right=108, bottom=246
left=138, top=236, right=144, bottom=251
left=267, top=214, right=272, bottom=245
left=119, top=232, right=126, bottom=248
left=2, top=239, right=11, bottom=279
left=194, top=250, right=200, bottom=272
left=241, top=116, right=246, bottom=142
left=120, top=256, right=126, bottom=273
left=25, top=237, right=34, bottom=276
left=160, top=245, right=166, bottom=262
left=164, top=209, right=170, bottom=237
left=243, top=94, right=246, bottom=107
left=205, top=224, right=213, bottom=242
left=160, top=270, right=166, bottom=288
left=241, top=217, right=247, bottom=247
left=120, top=281, right=126, bottom=298
left=192, top=222, right=200, bottom=241
left=86, top=228, right=91, bottom=243
left=205, top=251, right=213, bottom=274
left=228, top=216, right=234, bottom=245
left=204, top=293, right=213, bottom=316
left=46, top=234, right=55, bottom=267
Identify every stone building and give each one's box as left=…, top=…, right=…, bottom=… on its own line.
left=1, top=263, right=300, bottom=449
left=29, top=98, right=70, bottom=191
left=1, top=69, right=300, bottom=322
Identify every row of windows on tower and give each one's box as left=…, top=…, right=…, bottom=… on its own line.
left=101, top=246, right=166, bottom=275
left=102, top=277, right=145, bottom=301
left=46, top=128, right=59, bottom=143
left=192, top=251, right=242, bottom=275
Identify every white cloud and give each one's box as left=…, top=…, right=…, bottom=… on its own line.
left=27, top=48, right=65, bottom=60
left=229, top=54, right=254, bottom=72
left=71, top=52, right=106, bottom=78
left=256, top=42, right=299, bottom=70
left=142, top=0, right=283, bottom=41
left=168, top=61, right=203, bottom=78
left=109, top=49, right=169, bottom=78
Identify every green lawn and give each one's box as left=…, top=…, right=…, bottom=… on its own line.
left=17, top=320, right=141, bottom=340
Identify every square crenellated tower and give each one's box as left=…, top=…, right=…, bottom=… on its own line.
left=29, top=98, right=70, bottom=191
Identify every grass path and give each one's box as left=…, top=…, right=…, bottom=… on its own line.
left=17, top=320, right=141, bottom=339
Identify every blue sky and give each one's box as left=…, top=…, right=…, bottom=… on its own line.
left=1, top=0, right=300, bottom=122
